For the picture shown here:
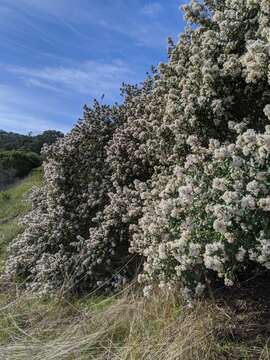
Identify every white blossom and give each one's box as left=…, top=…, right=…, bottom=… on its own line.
left=212, top=178, right=226, bottom=191
left=264, top=105, right=270, bottom=121
left=241, top=195, right=256, bottom=209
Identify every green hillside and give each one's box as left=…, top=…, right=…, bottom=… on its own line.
left=0, top=168, right=43, bottom=269
left=0, top=130, right=64, bottom=153
left=0, top=130, right=63, bottom=190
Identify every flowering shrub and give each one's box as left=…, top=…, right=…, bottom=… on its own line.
left=159, top=0, right=270, bottom=144
left=133, top=116, right=270, bottom=298
left=5, top=102, right=121, bottom=294
left=4, top=0, right=270, bottom=297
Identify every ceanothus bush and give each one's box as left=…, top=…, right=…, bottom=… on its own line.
left=133, top=114, right=270, bottom=299
left=5, top=102, right=122, bottom=294
left=4, top=0, right=270, bottom=298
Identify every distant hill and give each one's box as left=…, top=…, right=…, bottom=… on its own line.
left=0, top=129, right=64, bottom=190
left=0, top=130, right=64, bottom=154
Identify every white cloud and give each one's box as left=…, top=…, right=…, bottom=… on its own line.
left=6, top=60, right=136, bottom=98
left=0, top=56, right=144, bottom=135
left=0, top=0, right=170, bottom=52
left=98, top=20, right=168, bottom=49
left=1, top=0, right=71, bottom=18
left=141, top=3, right=162, bottom=16
left=26, top=78, right=65, bottom=93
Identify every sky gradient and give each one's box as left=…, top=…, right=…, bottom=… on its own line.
left=0, top=0, right=185, bottom=134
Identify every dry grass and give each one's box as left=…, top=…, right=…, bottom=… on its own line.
left=0, top=282, right=269, bottom=360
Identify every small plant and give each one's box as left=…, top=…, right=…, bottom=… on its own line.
left=0, top=192, right=10, bottom=202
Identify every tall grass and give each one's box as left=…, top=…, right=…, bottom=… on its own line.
left=0, top=168, right=43, bottom=269
left=0, top=284, right=269, bottom=360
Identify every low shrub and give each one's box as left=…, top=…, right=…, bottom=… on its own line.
left=0, top=192, right=10, bottom=202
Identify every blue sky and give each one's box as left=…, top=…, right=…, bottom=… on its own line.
left=0, top=0, right=185, bottom=134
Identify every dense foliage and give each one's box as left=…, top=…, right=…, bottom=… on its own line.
left=5, top=0, right=270, bottom=298
left=0, top=151, right=41, bottom=189
left=0, top=130, right=63, bottom=189
left=0, top=130, right=64, bottom=154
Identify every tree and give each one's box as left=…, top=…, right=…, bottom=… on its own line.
left=0, top=130, right=64, bottom=154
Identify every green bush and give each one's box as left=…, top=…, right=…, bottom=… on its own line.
left=0, top=192, right=10, bottom=201
left=0, top=151, right=41, bottom=187
left=0, top=130, right=64, bottom=154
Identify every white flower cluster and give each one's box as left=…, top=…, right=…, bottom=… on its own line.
left=134, top=126, right=270, bottom=295
left=4, top=101, right=135, bottom=294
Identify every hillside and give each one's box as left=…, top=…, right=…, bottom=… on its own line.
left=0, top=130, right=63, bottom=190
left=0, top=168, right=43, bottom=269
left=0, top=130, right=64, bottom=154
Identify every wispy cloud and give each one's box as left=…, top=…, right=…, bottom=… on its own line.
left=141, top=3, right=162, bottom=16
left=26, top=78, right=66, bottom=94
left=97, top=20, right=169, bottom=49
left=0, top=84, right=74, bottom=134
left=6, top=59, right=137, bottom=99
left=0, top=1, right=183, bottom=134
